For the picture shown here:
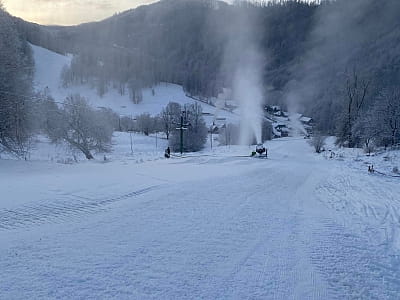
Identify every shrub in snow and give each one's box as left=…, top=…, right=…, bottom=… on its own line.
left=393, top=167, right=399, bottom=174
left=309, top=134, right=327, bottom=153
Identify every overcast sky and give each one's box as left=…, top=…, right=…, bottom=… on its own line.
left=3, top=0, right=159, bottom=25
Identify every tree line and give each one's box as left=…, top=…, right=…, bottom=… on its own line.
left=4, top=0, right=400, bottom=153
left=0, top=3, right=34, bottom=157
left=14, top=0, right=317, bottom=102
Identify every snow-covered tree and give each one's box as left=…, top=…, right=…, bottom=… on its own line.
left=336, top=71, right=370, bottom=147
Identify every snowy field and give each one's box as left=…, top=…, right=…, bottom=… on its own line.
left=32, top=44, right=239, bottom=126
left=1, top=137, right=400, bottom=299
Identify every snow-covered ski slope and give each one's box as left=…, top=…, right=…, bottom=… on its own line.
left=1, top=138, right=400, bottom=299
left=32, top=44, right=238, bottom=124
left=17, top=131, right=168, bottom=162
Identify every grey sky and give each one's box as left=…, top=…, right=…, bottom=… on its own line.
left=3, top=0, right=158, bottom=25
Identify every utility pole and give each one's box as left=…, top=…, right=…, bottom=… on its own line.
left=130, top=131, right=133, bottom=155
left=176, top=111, right=189, bottom=155
left=222, top=123, right=229, bottom=147
left=129, top=115, right=136, bottom=155
left=210, top=121, right=215, bottom=150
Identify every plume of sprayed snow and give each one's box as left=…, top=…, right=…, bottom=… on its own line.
left=286, top=90, right=308, bottom=136
left=221, top=3, right=265, bottom=145
left=233, top=47, right=264, bottom=145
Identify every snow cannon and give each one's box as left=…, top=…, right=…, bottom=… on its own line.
left=255, top=144, right=268, bottom=157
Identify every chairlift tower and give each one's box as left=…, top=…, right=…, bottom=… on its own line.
left=175, top=111, right=189, bottom=155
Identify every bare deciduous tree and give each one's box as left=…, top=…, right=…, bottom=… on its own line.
left=46, top=94, right=114, bottom=159
left=352, top=112, right=378, bottom=154
left=374, top=88, right=400, bottom=147
left=135, top=113, right=157, bottom=136
left=160, top=102, right=181, bottom=140
left=337, top=70, right=370, bottom=147
left=128, top=78, right=143, bottom=104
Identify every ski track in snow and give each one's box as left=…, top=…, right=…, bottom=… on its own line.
left=0, top=185, right=163, bottom=230
left=310, top=161, right=400, bottom=299
left=1, top=139, right=400, bottom=299
left=311, top=218, right=400, bottom=299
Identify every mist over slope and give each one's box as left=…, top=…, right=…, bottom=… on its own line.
left=15, top=0, right=315, bottom=99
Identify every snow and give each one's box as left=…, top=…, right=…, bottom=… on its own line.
left=31, top=44, right=239, bottom=125
left=323, top=136, right=400, bottom=176
left=2, top=43, right=400, bottom=299
left=272, top=127, right=282, bottom=137
left=289, top=113, right=303, bottom=120
left=300, top=116, right=312, bottom=123
left=1, top=137, right=400, bottom=298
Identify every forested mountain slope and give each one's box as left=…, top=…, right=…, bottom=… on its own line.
left=9, top=0, right=400, bottom=146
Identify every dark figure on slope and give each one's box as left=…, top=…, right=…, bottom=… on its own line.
left=165, top=147, right=171, bottom=158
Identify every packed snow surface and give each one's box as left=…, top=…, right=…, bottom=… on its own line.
left=1, top=138, right=400, bottom=299
left=2, top=43, right=399, bottom=299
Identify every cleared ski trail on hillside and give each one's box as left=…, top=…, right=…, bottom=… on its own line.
left=1, top=139, right=400, bottom=299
